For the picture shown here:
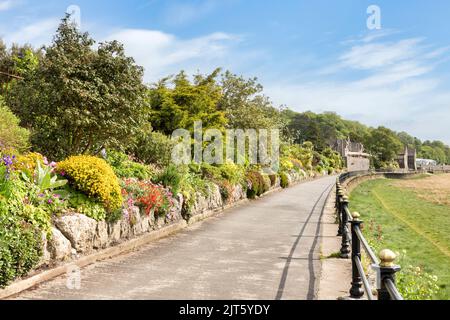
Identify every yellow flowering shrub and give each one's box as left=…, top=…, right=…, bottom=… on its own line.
left=57, top=155, right=122, bottom=211
left=14, top=152, right=45, bottom=173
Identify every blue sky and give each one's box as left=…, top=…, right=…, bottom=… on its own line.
left=1, top=0, right=450, bottom=144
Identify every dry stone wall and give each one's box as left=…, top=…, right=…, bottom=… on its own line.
left=36, top=170, right=329, bottom=269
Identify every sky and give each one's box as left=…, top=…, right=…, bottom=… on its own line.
left=1, top=0, right=450, bottom=144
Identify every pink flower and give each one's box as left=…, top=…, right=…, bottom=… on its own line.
left=43, top=157, right=49, bottom=165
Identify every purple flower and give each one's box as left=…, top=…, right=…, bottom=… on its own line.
left=48, top=199, right=53, bottom=204
left=2, top=155, right=15, bottom=180
left=38, top=193, right=45, bottom=198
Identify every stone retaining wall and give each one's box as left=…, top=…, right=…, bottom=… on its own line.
left=35, top=169, right=325, bottom=271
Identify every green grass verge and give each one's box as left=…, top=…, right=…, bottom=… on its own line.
left=349, top=178, right=450, bottom=300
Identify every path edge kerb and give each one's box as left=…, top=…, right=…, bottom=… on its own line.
left=1, top=175, right=331, bottom=299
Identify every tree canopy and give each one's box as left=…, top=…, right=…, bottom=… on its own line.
left=6, top=15, right=147, bottom=160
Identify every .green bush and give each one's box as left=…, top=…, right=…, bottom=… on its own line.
left=153, top=164, right=182, bottom=195
left=268, top=174, right=277, bottom=187
left=280, top=172, right=290, bottom=188
left=105, top=150, right=153, bottom=180
left=0, top=98, right=30, bottom=153
left=0, top=215, right=42, bottom=288
left=246, top=171, right=268, bottom=199
left=132, top=130, right=175, bottom=167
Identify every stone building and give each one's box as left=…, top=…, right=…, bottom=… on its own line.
left=333, top=138, right=371, bottom=172
left=397, top=146, right=417, bottom=171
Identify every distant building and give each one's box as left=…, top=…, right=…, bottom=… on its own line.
left=416, top=158, right=437, bottom=167
left=333, top=138, right=371, bottom=172
left=397, top=146, right=417, bottom=171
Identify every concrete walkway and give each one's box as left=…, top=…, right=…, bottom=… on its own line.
left=14, top=176, right=336, bottom=300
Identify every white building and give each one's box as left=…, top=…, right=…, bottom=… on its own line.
left=416, top=158, right=437, bottom=167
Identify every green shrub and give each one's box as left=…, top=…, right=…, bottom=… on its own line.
left=268, top=174, right=277, bottom=187
left=246, top=171, right=268, bottom=199
left=66, top=190, right=107, bottom=221
left=280, top=172, right=290, bottom=188
left=218, top=162, right=246, bottom=186
left=262, top=174, right=271, bottom=191
left=218, top=180, right=234, bottom=203
left=57, top=155, right=123, bottom=212
left=0, top=99, right=30, bottom=153
left=0, top=215, right=42, bottom=288
left=199, top=163, right=222, bottom=181
left=105, top=150, right=153, bottom=180
left=153, top=164, right=182, bottom=195
left=132, top=130, right=175, bottom=167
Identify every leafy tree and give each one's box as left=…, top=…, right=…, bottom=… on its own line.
left=365, top=127, right=403, bottom=168
left=6, top=15, right=147, bottom=160
left=148, top=69, right=227, bottom=135
left=218, top=71, right=283, bottom=130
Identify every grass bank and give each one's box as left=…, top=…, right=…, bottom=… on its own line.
left=349, top=175, right=450, bottom=300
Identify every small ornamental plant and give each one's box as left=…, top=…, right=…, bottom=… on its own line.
left=122, top=178, right=174, bottom=217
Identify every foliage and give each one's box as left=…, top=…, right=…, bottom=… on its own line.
left=105, top=149, right=153, bottom=180
left=57, top=155, right=122, bottom=212
left=246, top=171, right=269, bottom=199
left=283, top=111, right=370, bottom=152
left=0, top=98, right=30, bottom=153
left=218, top=71, right=284, bottom=130
left=13, top=152, right=45, bottom=176
left=280, top=172, right=290, bottom=188
left=7, top=15, right=147, bottom=160
left=365, top=126, right=403, bottom=168
left=0, top=159, right=62, bottom=236
left=217, top=180, right=234, bottom=203
left=396, top=257, right=440, bottom=300
left=351, top=178, right=450, bottom=299
left=148, top=69, right=227, bottom=135
left=66, top=190, right=107, bottom=221
left=122, top=178, right=174, bottom=217
left=130, top=128, right=175, bottom=167
left=152, top=164, right=182, bottom=196
left=0, top=215, right=42, bottom=288
left=21, top=160, right=67, bottom=194
left=268, top=174, right=277, bottom=187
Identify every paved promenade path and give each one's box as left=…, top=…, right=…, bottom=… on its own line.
left=15, top=176, right=336, bottom=300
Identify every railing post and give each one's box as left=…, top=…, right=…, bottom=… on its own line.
left=349, top=212, right=364, bottom=299
left=335, top=181, right=340, bottom=209
left=337, top=189, right=344, bottom=236
left=378, top=249, right=401, bottom=300
left=340, top=196, right=351, bottom=258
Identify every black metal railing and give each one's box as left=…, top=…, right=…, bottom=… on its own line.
left=336, top=174, right=403, bottom=300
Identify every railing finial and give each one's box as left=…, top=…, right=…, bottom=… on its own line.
left=379, top=249, right=397, bottom=267
left=351, top=212, right=360, bottom=220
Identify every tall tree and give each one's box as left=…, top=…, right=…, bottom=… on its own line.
left=148, top=69, right=227, bottom=135
left=365, top=126, right=403, bottom=168
left=7, top=15, right=147, bottom=160
left=218, top=71, right=283, bottom=130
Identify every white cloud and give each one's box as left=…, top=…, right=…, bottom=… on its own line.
left=3, top=17, right=59, bottom=46
left=265, top=33, right=450, bottom=145
left=105, top=28, right=241, bottom=82
left=340, top=38, right=423, bottom=70
left=162, top=0, right=219, bottom=26
left=0, top=0, right=16, bottom=11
